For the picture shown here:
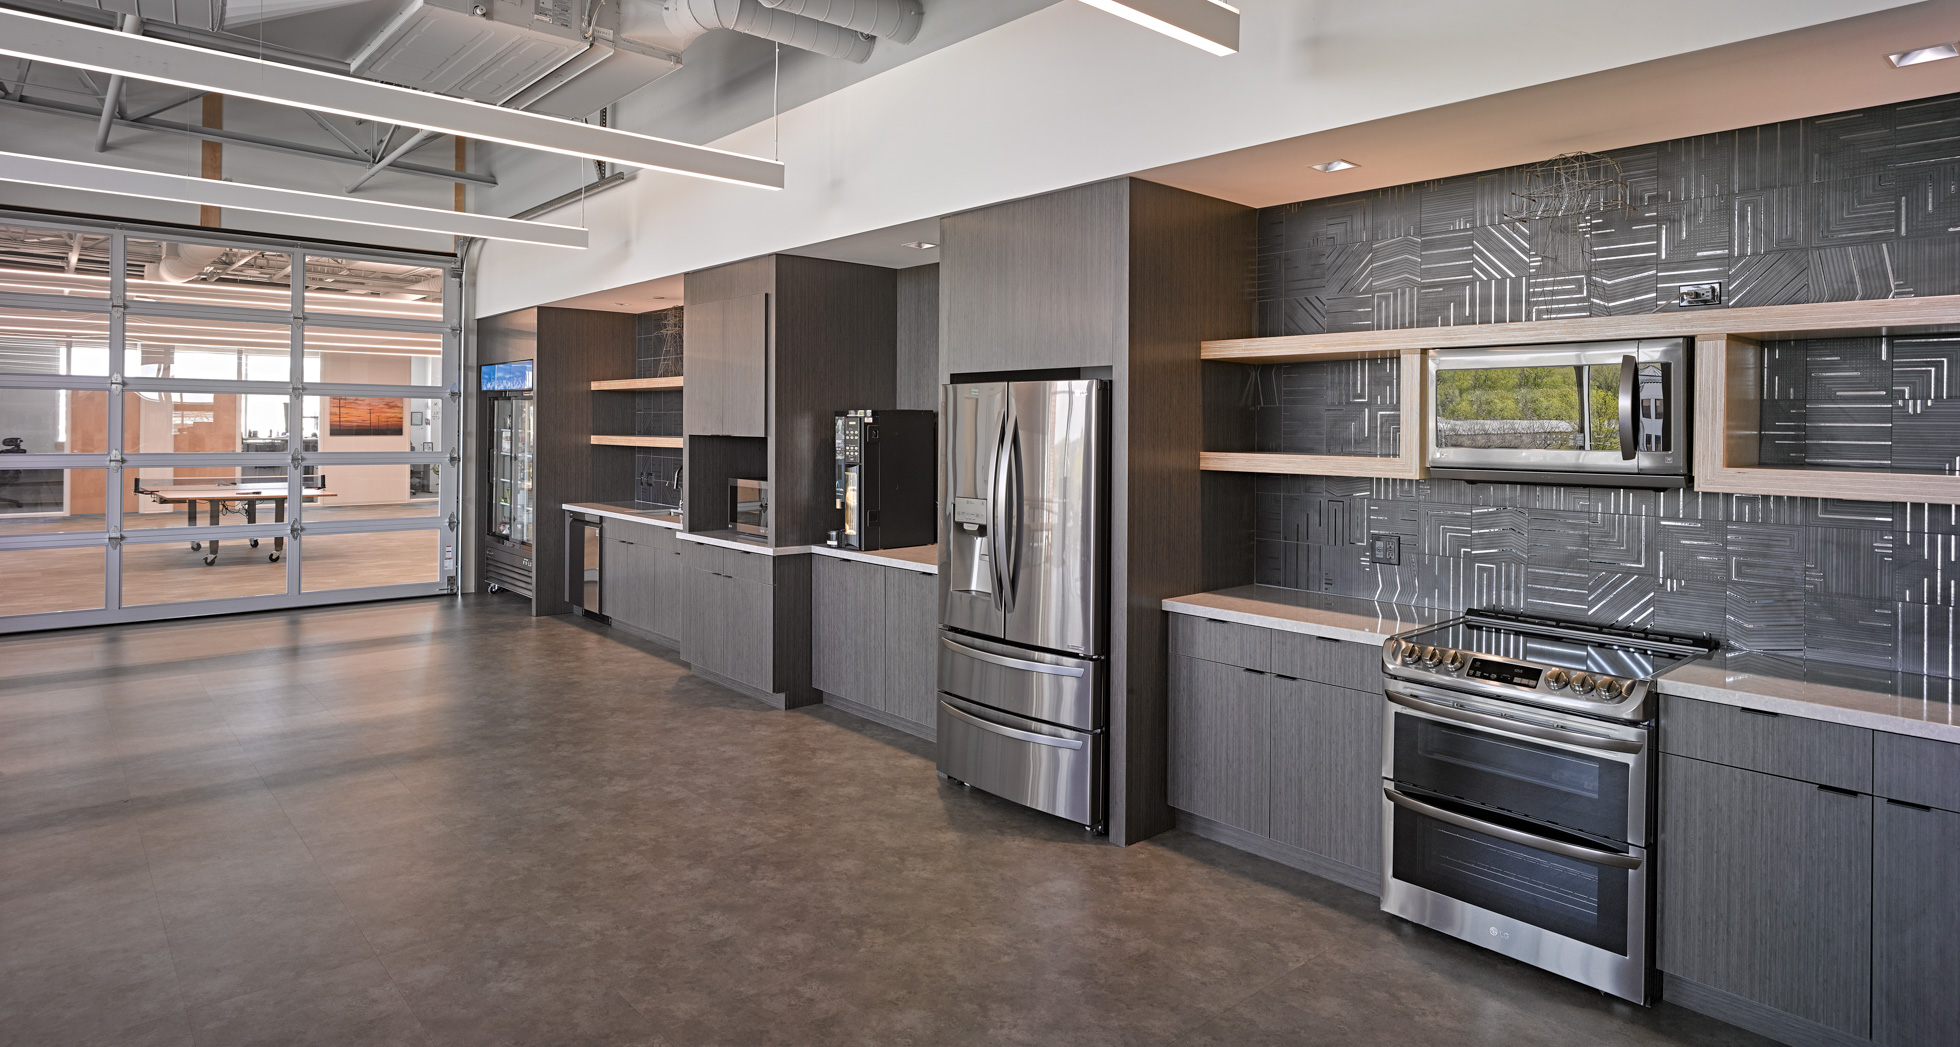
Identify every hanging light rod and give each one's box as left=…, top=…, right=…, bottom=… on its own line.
left=1076, top=0, right=1239, bottom=56
left=0, top=151, right=590, bottom=248
left=0, top=7, right=785, bottom=190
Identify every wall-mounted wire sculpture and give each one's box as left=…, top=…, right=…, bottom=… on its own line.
left=1502, top=151, right=1633, bottom=275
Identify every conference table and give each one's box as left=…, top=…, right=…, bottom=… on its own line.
left=134, top=479, right=336, bottom=566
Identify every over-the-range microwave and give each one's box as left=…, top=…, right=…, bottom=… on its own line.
left=1427, top=338, right=1690, bottom=488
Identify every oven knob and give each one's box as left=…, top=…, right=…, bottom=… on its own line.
left=1445, top=650, right=1468, bottom=673
left=1421, top=646, right=1444, bottom=667
left=1597, top=677, right=1623, bottom=699
left=1544, top=668, right=1569, bottom=690
left=1385, top=638, right=1408, bottom=664
left=1570, top=672, right=1596, bottom=694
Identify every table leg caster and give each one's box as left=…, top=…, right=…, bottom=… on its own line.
left=202, top=553, right=217, bottom=566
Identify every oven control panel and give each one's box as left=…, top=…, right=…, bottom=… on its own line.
left=1383, top=637, right=1643, bottom=705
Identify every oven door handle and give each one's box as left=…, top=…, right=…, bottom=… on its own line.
left=1385, top=688, right=1644, bottom=754
left=1385, top=787, right=1643, bottom=870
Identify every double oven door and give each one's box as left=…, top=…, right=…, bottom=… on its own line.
left=1380, top=678, right=1653, bottom=1004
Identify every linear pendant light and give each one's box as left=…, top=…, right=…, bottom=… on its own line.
left=1076, top=0, right=1239, bottom=56
left=0, top=151, right=590, bottom=248
left=0, top=7, right=785, bottom=190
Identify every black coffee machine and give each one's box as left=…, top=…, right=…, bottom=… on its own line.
left=829, top=409, right=935, bottom=551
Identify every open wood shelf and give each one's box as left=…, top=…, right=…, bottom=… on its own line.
left=590, top=435, right=683, bottom=448
left=1202, top=295, right=1960, bottom=363
left=1200, top=451, right=1422, bottom=479
left=590, top=377, right=684, bottom=391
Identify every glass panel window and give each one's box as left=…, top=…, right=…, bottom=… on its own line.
left=125, top=241, right=293, bottom=315
left=0, top=546, right=104, bottom=615
left=307, top=458, right=445, bottom=523
left=1, top=386, right=107, bottom=455
left=124, top=316, right=294, bottom=377
left=126, top=469, right=324, bottom=531
left=122, top=537, right=287, bottom=605
left=0, top=469, right=110, bottom=532
left=0, top=310, right=114, bottom=376
left=0, top=225, right=115, bottom=299
left=302, top=255, right=445, bottom=320
left=122, top=391, right=295, bottom=453
left=300, top=529, right=440, bottom=592
left=1586, top=364, right=1623, bottom=452
left=1434, top=366, right=1586, bottom=450
left=306, top=326, right=444, bottom=377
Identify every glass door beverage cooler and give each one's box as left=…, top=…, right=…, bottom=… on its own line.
left=481, top=361, right=536, bottom=597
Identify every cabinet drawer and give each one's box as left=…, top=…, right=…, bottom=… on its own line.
left=1168, top=614, right=1269, bottom=670
left=1875, top=732, right=1960, bottom=812
left=1658, top=695, right=1873, bottom=793
left=681, top=540, right=775, bottom=584
left=603, top=518, right=662, bottom=546
left=1271, top=631, right=1383, bottom=692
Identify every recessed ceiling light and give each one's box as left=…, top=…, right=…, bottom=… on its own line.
left=902, top=241, right=938, bottom=249
left=1888, top=42, right=1959, bottom=66
left=1309, top=159, right=1360, bottom=173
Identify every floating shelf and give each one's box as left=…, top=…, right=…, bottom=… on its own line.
left=1200, top=451, right=1422, bottom=480
left=590, top=435, right=682, bottom=448
left=1201, top=295, right=1960, bottom=364
left=591, top=377, right=684, bottom=391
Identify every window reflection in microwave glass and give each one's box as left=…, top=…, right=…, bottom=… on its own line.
left=1434, top=366, right=1587, bottom=450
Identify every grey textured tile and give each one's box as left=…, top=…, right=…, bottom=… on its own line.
left=1654, top=579, right=1729, bottom=640
left=1897, top=531, right=1960, bottom=607
left=1810, top=242, right=1906, bottom=301
left=1732, top=187, right=1805, bottom=255
left=1892, top=400, right=1960, bottom=474
left=1420, top=505, right=1527, bottom=564
left=1726, top=248, right=1809, bottom=307
left=1892, top=336, right=1960, bottom=400
left=1527, top=511, right=1656, bottom=574
left=1660, top=133, right=1734, bottom=201
left=1899, top=602, right=1960, bottom=678
left=1805, top=526, right=1895, bottom=599
left=1807, top=108, right=1895, bottom=182
left=1658, top=519, right=1730, bottom=583
left=1733, top=119, right=1806, bottom=192
left=1727, top=523, right=1807, bottom=586
left=1415, top=555, right=1525, bottom=612
left=1726, top=582, right=1806, bottom=653
left=1524, top=567, right=1655, bottom=626
left=1804, top=596, right=1898, bottom=671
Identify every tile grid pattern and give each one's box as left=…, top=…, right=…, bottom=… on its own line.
left=634, top=306, right=683, bottom=506
left=1250, top=92, right=1960, bottom=677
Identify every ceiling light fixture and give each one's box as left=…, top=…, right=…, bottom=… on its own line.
left=901, top=240, right=938, bottom=249
left=1309, top=159, right=1360, bottom=173
left=1887, top=42, right=1960, bottom=66
left=0, top=7, right=784, bottom=189
left=0, top=152, right=589, bottom=248
left=1075, top=0, right=1238, bottom=57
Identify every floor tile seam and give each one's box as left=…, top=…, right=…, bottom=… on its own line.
left=247, top=751, right=395, bottom=975
left=132, top=814, right=201, bottom=1046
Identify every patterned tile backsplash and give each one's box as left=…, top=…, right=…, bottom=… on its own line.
left=634, top=306, right=683, bottom=506
left=1246, top=92, right=1960, bottom=676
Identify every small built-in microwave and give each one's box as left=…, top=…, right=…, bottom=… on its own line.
left=728, top=478, right=769, bottom=539
left=1427, top=338, right=1690, bottom=488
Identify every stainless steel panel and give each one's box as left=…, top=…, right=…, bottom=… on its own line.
left=937, top=629, right=1100, bottom=730
left=940, top=381, right=1006, bottom=637
left=1002, top=379, right=1105, bottom=655
left=1427, top=338, right=1687, bottom=478
left=1380, top=798, right=1653, bottom=1004
left=937, top=694, right=1101, bottom=827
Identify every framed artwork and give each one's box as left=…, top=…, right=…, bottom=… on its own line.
left=327, top=397, right=403, bottom=436
left=410, top=411, right=426, bottom=426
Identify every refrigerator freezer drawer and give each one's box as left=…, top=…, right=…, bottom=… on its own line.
left=937, top=630, right=1101, bottom=731
left=937, top=696, right=1102, bottom=828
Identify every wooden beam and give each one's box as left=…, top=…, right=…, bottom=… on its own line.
left=590, top=434, right=682, bottom=448
left=199, top=91, right=220, bottom=227
left=591, top=377, right=684, bottom=391
left=1200, top=450, right=1422, bottom=479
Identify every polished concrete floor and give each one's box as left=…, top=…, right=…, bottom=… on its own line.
left=0, top=595, right=1774, bottom=1047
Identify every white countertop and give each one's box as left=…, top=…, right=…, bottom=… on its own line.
left=563, top=502, right=682, bottom=529
left=1657, top=652, right=1960, bottom=743
left=675, top=529, right=811, bottom=555
left=1165, top=585, right=1959, bottom=744
left=809, top=544, right=937, bottom=574
left=1163, top=585, right=1441, bottom=644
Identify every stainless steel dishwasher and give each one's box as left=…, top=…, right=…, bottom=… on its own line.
left=566, top=511, right=603, bottom=616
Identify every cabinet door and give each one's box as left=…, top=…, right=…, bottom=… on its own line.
left=1874, top=799, right=1960, bottom=1047
left=682, top=294, right=766, bottom=438
left=811, top=556, right=884, bottom=706
left=1270, top=677, right=1382, bottom=876
left=682, top=567, right=728, bottom=677
left=1659, top=756, right=1872, bottom=1037
left=600, top=536, right=655, bottom=632
left=884, top=567, right=938, bottom=726
left=1168, top=655, right=1271, bottom=836
left=650, top=542, right=685, bottom=642
left=722, top=575, right=777, bottom=692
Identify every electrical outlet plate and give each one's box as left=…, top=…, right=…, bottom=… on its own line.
left=1676, top=282, right=1722, bottom=307
left=1370, top=534, right=1400, bottom=566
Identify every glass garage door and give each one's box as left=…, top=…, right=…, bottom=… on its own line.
left=0, top=214, right=460, bottom=633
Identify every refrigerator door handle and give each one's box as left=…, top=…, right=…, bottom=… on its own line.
left=940, top=636, right=1087, bottom=677
left=987, top=410, right=1008, bottom=607
left=940, top=699, right=1085, bottom=749
left=1003, top=417, right=1022, bottom=610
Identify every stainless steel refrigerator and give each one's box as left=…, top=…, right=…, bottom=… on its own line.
left=936, top=379, right=1107, bottom=831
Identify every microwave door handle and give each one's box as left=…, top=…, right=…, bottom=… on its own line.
left=1618, top=355, right=1637, bottom=461
left=1385, top=788, right=1642, bottom=870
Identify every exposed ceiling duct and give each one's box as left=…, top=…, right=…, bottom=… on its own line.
left=143, top=241, right=224, bottom=282
left=645, top=0, right=878, bottom=64
left=756, top=0, right=920, bottom=44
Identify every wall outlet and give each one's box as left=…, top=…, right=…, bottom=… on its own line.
left=1676, top=282, right=1723, bottom=307
left=1370, top=534, right=1400, bottom=566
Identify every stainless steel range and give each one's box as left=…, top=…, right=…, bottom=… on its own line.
left=1378, top=609, right=1715, bottom=1004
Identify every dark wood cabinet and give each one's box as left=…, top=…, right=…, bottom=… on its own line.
left=649, top=531, right=685, bottom=644
left=1873, top=798, right=1960, bottom=1047
left=1270, top=677, right=1381, bottom=880
left=1658, top=755, right=1873, bottom=1038
left=883, top=568, right=938, bottom=728
left=812, top=555, right=885, bottom=706
left=678, top=541, right=812, bottom=708
left=683, top=293, right=768, bottom=439
left=1168, top=654, right=1271, bottom=837
left=597, top=520, right=682, bottom=647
